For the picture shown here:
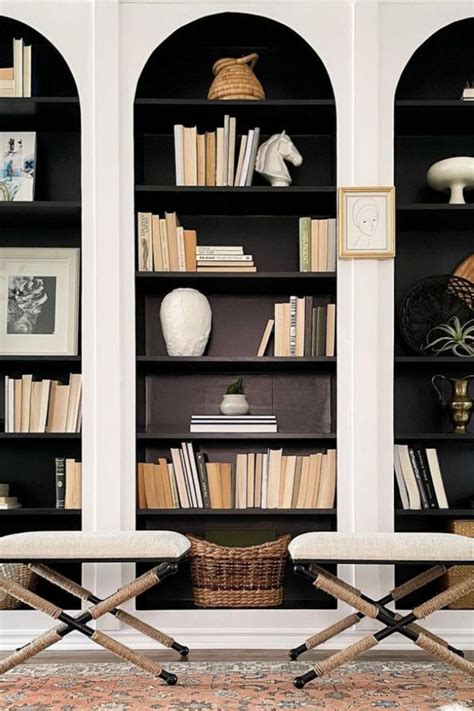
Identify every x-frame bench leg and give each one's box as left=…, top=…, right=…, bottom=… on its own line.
left=290, top=564, right=474, bottom=688
left=0, top=562, right=188, bottom=684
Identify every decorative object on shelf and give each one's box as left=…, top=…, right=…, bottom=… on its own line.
left=0, top=483, right=21, bottom=510
left=431, top=374, right=474, bottom=434
left=399, top=275, right=474, bottom=355
left=0, top=132, right=36, bottom=201
left=159, top=288, right=211, bottom=356
left=426, top=157, right=474, bottom=205
left=461, top=80, right=474, bottom=102
left=441, top=519, right=474, bottom=609
left=255, top=132, right=302, bottom=187
left=187, top=534, right=290, bottom=607
left=0, top=248, right=80, bottom=355
left=0, top=564, right=36, bottom=610
left=219, top=377, right=249, bottom=415
left=207, top=53, right=265, bottom=101
left=338, top=186, right=395, bottom=259
left=453, top=253, right=474, bottom=284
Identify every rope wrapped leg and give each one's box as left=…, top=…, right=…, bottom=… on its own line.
left=390, top=566, right=447, bottom=601
left=290, top=613, right=361, bottom=659
left=415, top=634, right=474, bottom=675
left=413, top=575, right=474, bottom=619
left=294, top=634, right=378, bottom=688
left=91, top=631, right=177, bottom=685
left=0, top=627, right=62, bottom=674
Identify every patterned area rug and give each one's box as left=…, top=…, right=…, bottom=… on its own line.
left=0, top=661, right=472, bottom=710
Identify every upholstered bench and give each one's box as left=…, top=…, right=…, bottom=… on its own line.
left=288, top=532, right=474, bottom=687
left=0, top=530, right=191, bottom=684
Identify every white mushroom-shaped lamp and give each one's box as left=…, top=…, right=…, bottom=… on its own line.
left=427, top=157, right=474, bottom=205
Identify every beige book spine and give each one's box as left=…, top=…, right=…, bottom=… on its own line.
left=274, top=304, right=285, bottom=357
left=205, top=132, right=216, bottom=187
left=65, top=459, right=76, bottom=509
left=227, top=117, right=237, bottom=186
left=326, top=303, right=336, bottom=357
left=159, top=218, right=170, bottom=271
left=165, top=212, right=180, bottom=272
left=38, top=379, right=51, bottom=433
left=197, top=133, right=206, bottom=186
left=296, top=456, right=310, bottom=509
left=219, top=463, right=233, bottom=509
left=295, top=297, right=305, bottom=357
left=318, top=219, right=329, bottom=272
left=143, top=463, right=159, bottom=508
left=255, top=452, right=263, bottom=508
left=74, top=462, right=82, bottom=509
left=205, top=463, right=222, bottom=509
left=309, top=453, right=323, bottom=508
left=29, top=381, right=41, bottom=433
left=137, top=212, right=153, bottom=271
left=316, top=450, right=337, bottom=508
left=267, top=448, right=283, bottom=509
left=66, top=374, right=82, bottom=433
left=14, top=379, right=22, bottom=433
left=278, top=456, right=288, bottom=508
left=235, top=453, right=247, bottom=509
left=311, top=220, right=319, bottom=272
left=20, top=374, right=32, bottom=433
left=159, top=458, right=174, bottom=508
left=215, top=127, right=225, bottom=186
left=256, top=318, right=274, bottom=357
left=137, top=463, right=147, bottom=509
left=234, top=134, right=248, bottom=187
left=183, top=229, right=197, bottom=272
left=183, top=126, right=197, bottom=186
left=176, top=226, right=186, bottom=271
left=291, top=456, right=304, bottom=508
left=47, top=384, right=69, bottom=432
left=167, top=464, right=180, bottom=508
left=283, top=455, right=297, bottom=508
left=246, top=452, right=255, bottom=508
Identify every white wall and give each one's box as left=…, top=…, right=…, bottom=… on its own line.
left=0, top=0, right=472, bottom=651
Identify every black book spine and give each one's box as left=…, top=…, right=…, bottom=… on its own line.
left=408, top=448, right=429, bottom=509
left=196, top=452, right=211, bottom=508
left=415, top=448, right=438, bottom=508
left=55, top=457, right=65, bottom=509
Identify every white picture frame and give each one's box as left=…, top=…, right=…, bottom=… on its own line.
left=338, top=186, right=395, bottom=259
left=0, top=248, right=80, bottom=355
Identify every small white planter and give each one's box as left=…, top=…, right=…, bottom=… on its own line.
left=427, top=156, right=474, bottom=204
left=160, top=288, right=212, bottom=356
left=219, top=394, right=250, bottom=415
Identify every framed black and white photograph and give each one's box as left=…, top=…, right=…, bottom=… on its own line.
left=0, top=248, right=80, bottom=355
left=338, top=186, right=395, bottom=259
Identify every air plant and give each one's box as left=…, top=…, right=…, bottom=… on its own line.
left=423, top=316, right=474, bottom=356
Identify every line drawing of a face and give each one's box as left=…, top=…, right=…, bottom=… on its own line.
left=353, top=198, right=379, bottom=239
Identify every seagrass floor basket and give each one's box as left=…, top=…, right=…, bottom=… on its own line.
left=0, top=564, right=37, bottom=610
left=442, top=520, right=474, bottom=609
left=187, top=534, right=290, bottom=608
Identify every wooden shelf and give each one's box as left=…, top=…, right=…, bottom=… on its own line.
left=394, top=356, right=474, bottom=365
left=137, top=356, right=336, bottom=371
left=0, top=356, right=81, bottom=369
left=137, top=508, right=336, bottom=516
left=137, top=432, right=336, bottom=441
left=395, top=509, right=474, bottom=517
left=395, top=433, right=474, bottom=441
left=0, top=433, right=81, bottom=440
left=397, top=203, right=474, bottom=230
left=0, top=201, right=81, bottom=228
left=0, top=508, right=81, bottom=516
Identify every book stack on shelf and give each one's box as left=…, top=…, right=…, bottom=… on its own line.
left=257, top=297, right=336, bottom=357
left=394, top=444, right=449, bottom=510
left=137, top=446, right=336, bottom=510
left=0, top=484, right=21, bottom=510
left=196, top=245, right=255, bottom=273
left=55, top=458, right=82, bottom=509
left=299, top=217, right=337, bottom=272
left=137, top=211, right=256, bottom=272
left=190, top=414, right=277, bottom=433
left=174, top=116, right=260, bottom=187
left=0, top=38, right=32, bottom=97
left=4, top=374, right=82, bottom=433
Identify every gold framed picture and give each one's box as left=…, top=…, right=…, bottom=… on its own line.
left=338, top=186, right=395, bottom=259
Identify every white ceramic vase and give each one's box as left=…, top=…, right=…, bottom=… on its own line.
left=159, top=288, right=212, bottom=356
left=427, top=157, right=474, bottom=204
left=219, top=394, right=249, bottom=415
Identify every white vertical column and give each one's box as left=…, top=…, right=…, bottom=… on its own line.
left=82, top=0, right=122, bottom=620
left=352, top=0, right=394, bottom=602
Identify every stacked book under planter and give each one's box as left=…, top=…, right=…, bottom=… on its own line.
left=190, top=414, right=277, bottom=433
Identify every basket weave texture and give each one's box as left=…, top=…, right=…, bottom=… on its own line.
left=187, top=534, right=290, bottom=608
left=207, top=53, right=265, bottom=101
left=0, top=564, right=37, bottom=610
left=442, top=520, right=474, bottom=609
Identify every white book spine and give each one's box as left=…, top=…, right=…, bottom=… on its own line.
left=245, top=127, right=260, bottom=186
left=227, top=116, right=236, bottom=186
left=13, top=38, right=23, bottom=97
left=239, top=129, right=254, bottom=187
left=196, top=246, right=244, bottom=255
left=222, top=115, right=230, bottom=187
left=289, top=296, right=297, bottom=357
left=261, top=452, right=269, bottom=509
left=186, top=442, right=204, bottom=508
left=327, top=218, right=337, bottom=272
left=4, top=376, right=9, bottom=433
left=393, top=445, right=410, bottom=510
left=425, top=448, right=449, bottom=509
left=173, top=125, right=184, bottom=186
left=196, top=254, right=253, bottom=262
left=137, top=213, right=153, bottom=271
left=180, top=443, right=198, bottom=508
left=176, top=226, right=186, bottom=271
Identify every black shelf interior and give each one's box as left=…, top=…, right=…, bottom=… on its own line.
left=134, top=13, right=337, bottom=610
left=394, top=17, right=474, bottom=610
left=0, top=16, right=82, bottom=608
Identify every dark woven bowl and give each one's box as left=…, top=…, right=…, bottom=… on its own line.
left=399, top=274, right=474, bottom=355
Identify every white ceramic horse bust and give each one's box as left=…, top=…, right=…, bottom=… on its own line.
left=255, top=131, right=303, bottom=187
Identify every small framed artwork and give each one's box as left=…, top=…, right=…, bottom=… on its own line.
left=0, top=248, right=80, bottom=355
left=338, top=186, right=395, bottom=259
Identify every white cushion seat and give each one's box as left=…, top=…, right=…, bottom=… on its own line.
left=0, top=530, right=190, bottom=562
left=289, top=532, right=474, bottom=563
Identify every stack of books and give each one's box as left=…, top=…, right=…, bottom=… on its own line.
left=0, top=38, right=31, bottom=97
left=174, top=117, right=260, bottom=187
left=4, top=374, right=82, bottom=433
left=137, top=446, right=336, bottom=510
left=196, top=245, right=256, bottom=273
left=299, top=218, right=337, bottom=272
left=0, top=483, right=21, bottom=510
left=55, top=458, right=82, bottom=509
left=461, top=82, right=474, bottom=101
left=190, top=414, right=277, bottom=433
left=137, top=211, right=196, bottom=272
left=256, top=298, right=336, bottom=357
left=394, top=444, right=449, bottom=510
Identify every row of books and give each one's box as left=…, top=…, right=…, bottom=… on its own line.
left=55, top=458, right=82, bottom=509
left=4, top=374, right=82, bottom=433
left=394, top=445, right=449, bottom=510
left=190, top=415, right=277, bottom=433
left=137, top=445, right=336, bottom=510
left=299, top=218, right=337, bottom=272
left=0, top=38, right=31, bottom=97
left=0, top=484, right=21, bottom=510
left=174, top=117, right=260, bottom=187
left=256, top=299, right=336, bottom=357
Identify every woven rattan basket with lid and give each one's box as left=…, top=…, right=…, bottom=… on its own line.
left=207, top=53, right=265, bottom=101
left=187, top=534, right=290, bottom=607
left=0, top=564, right=37, bottom=610
left=441, top=520, right=474, bottom=609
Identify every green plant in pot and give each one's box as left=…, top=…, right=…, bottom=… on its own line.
left=424, top=316, right=474, bottom=356
left=220, top=377, right=249, bottom=415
